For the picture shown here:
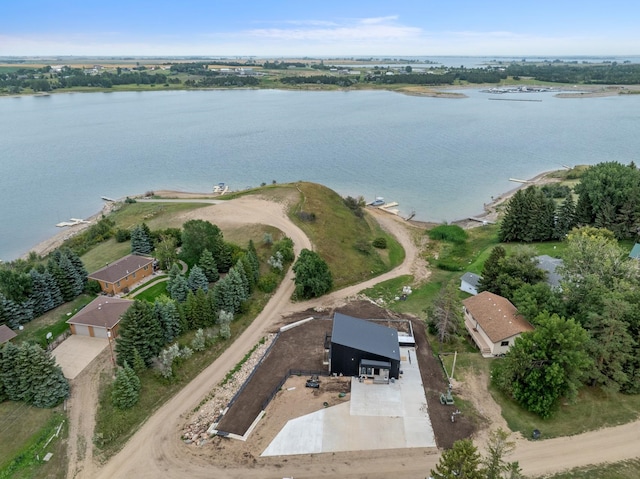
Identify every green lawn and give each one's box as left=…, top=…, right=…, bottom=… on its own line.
left=0, top=405, right=66, bottom=479
left=130, top=280, right=168, bottom=301
left=17, top=295, right=95, bottom=348
left=288, top=182, right=404, bottom=290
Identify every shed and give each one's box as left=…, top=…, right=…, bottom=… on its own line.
left=535, top=255, right=564, bottom=289
left=66, top=297, right=133, bottom=339
left=329, top=313, right=401, bottom=382
left=0, top=324, right=17, bottom=345
left=460, top=272, right=481, bottom=295
left=629, top=243, right=640, bottom=259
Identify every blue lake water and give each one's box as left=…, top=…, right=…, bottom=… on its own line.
left=2, top=88, right=640, bottom=261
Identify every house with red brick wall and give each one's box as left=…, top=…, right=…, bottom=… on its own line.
left=88, top=254, right=154, bottom=295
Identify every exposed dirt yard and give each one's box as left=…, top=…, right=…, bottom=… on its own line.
left=207, top=300, right=475, bottom=465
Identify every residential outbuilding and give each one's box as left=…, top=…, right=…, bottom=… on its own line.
left=535, top=255, right=564, bottom=289
left=460, top=272, right=481, bottom=296
left=329, top=313, right=401, bottom=382
left=0, top=324, right=17, bottom=345
left=88, top=254, right=154, bottom=295
left=66, top=296, right=133, bottom=339
left=462, top=291, right=534, bottom=358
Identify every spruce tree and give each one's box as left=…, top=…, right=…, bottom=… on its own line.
left=154, top=295, right=181, bottom=343
left=187, top=265, right=209, bottom=293
left=131, top=224, right=153, bottom=255
left=554, top=193, right=576, bottom=239
left=115, top=300, right=163, bottom=367
left=61, top=248, right=88, bottom=286
left=31, top=346, right=70, bottom=408
left=168, top=274, right=189, bottom=303
left=0, top=342, right=20, bottom=401
left=112, top=362, right=140, bottom=409
left=198, top=249, right=219, bottom=283
left=478, top=246, right=506, bottom=294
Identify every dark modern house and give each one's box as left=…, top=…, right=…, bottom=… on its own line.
left=329, top=313, right=401, bottom=383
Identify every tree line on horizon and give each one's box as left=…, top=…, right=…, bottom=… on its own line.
left=4, top=62, right=640, bottom=95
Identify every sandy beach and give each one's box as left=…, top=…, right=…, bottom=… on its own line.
left=20, top=171, right=559, bottom=261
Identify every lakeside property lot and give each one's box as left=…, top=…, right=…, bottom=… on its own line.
left=205, top=300, right=474, bottom=466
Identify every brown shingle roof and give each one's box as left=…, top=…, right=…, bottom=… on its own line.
left=88, top=254, right=154, bottom=283
left=66, top=297, right=133, bottom=329
left=463, top=291, right=534, bottom=343
left=0, top=324, right=17, bottom=344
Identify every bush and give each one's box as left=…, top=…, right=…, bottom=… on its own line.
left=428, top=224, right=468, bottom=244
left=297, top=211, right=316, bottom=222
left=436, top=259, right=464, bottom=271
left=372, top=237, right=387, bottom=249
left=257, top=272, right=279, bottom=293
left=354, top=239, right=372, bottom=255
left=115, top=228, right=131, bottom=242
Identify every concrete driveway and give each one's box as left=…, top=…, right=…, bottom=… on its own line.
left=51, top=335, right=109, bottom=379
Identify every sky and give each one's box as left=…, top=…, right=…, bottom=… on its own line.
left=1, top=0, right=639, bottom=57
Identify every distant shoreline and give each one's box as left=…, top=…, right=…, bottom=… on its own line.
left=20, top=170, right=561, bottom=261
left=2, top=83, right=638, bottom=100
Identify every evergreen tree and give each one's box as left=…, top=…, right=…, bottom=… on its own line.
left=198, top=249, right=219, bottom=283
left=168, top=274, right=189, bottom=303
left=234, top=260, right=251, bottom=297
left=61, top=248, right=88, bottom=286
left=115, top=300, right=164, bottom=368
left=431, top=439, right=484, bottom=479
left=246, top=240, right=261, bottom=282
left=213, top=275, right=235, bottom=315
left=0, top=342, right=20, bottom=401
left=153, top=295, right=182, bottom=343
left=112, top=362, right=140, bottom=409
left=131, top=224, right=153, bottom=255
left=553, top=193, right=576, bottom=239
left=30, top=346, right=70, bottom=408
left=477, top=246, right=506, bottom=294
left=187, top=265, right=209, bottom=293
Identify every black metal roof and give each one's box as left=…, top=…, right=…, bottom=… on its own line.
left=331, top=313, right=400, bottom=361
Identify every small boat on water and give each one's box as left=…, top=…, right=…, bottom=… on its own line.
left=369, top=197, right=385, bottom=207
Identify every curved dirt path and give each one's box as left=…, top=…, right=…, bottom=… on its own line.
left=74, top=196, right=640, bottom=479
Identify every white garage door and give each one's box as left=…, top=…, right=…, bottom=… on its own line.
left=92, top=327, right=108, bottom=339
left=74, top=325, right=90, bottom=336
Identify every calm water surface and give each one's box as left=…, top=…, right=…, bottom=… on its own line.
left=2, top=89, right=640, bottom=261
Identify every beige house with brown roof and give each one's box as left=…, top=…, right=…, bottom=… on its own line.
left=462, top=291, right=534, bottom=358
left=66, top=296, right=133, bottom=339
left=88, top=254, right=154, bottom=295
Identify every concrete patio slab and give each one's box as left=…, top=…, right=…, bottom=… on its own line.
left=261, top=347, right=435, bottom=456
left=51, top=335, right=109, bottom=379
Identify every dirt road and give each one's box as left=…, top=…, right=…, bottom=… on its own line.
left=70, top=196, right=640, bottom=479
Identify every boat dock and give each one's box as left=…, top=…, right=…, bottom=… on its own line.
left=56, top=218, right=91, bottom=228
left=213, top=183, right=229, bottom=195
left=509, top=178, right=530, bottom=184
left=468, top=217, right=495, bottom=225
